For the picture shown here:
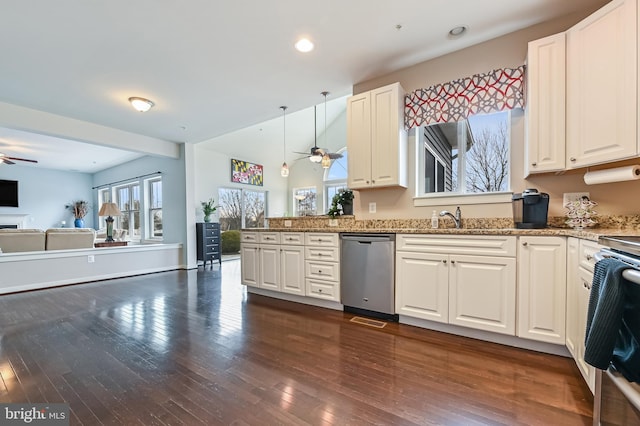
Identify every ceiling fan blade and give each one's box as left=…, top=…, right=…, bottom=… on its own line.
left=6, top=156, right=38, bottom=163
left=2, top=159, right=15, bottom=165
left=327, top=153, right=343, bottom=159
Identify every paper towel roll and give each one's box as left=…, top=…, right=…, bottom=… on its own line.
left=583, top=165, right=640, bottom=185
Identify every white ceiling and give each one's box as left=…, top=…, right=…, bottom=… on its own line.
left=0, top=0, right=605, bottom=172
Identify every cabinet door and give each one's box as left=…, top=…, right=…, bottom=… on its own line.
left=566, top=0, right=637, bottom=168
left=566, top=238, right=580, bottom=358
left=347, top=91, right=372, bottom=189
left=517, top=236, right=567, bottom=344
left=280, top=245, right=305, bottom=296
left=259, top=244, right=280, bottom=291
left=395, top=251, right=448, bottom=323
left=240, top=243, right=259, bottom=287
left=449, top=255, right=516, bottom=335
left=577, top=267, right=596, bottom=394
left=370, top=83, right=407, bottom=188
left=525, top=32, right=566, bottom=175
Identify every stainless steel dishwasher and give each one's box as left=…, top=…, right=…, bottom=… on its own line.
left=340, top=233, right=397, bottom=320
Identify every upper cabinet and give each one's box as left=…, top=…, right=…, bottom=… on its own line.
left=525, top=32, right=566, bottom=176
left=347, top=82, right=408, bottom=189
left=566, top=0, right=638, bottom=169
left=526, top=0, right=639, bottom=175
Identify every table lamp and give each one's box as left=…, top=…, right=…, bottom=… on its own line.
left=98, top=202, right=122, bottom=242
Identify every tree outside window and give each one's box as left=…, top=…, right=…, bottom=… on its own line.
left=218, top=187, right=266, bottom=231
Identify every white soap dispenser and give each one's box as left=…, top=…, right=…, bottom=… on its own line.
left=431, top=210, right=439, bottom=229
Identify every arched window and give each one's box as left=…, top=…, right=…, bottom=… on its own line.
left=323, top=148, right=348, bottom=212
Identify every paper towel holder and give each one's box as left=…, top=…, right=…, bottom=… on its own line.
left=583, top=164, right=640, bottom=185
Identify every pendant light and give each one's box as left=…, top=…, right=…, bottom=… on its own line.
left=321, top=91, right=331, bottom=169
left=280, top=106, right=289, bottom=177
left=310, top=106, right=323, bottom=163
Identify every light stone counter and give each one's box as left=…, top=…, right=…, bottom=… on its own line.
left=243, top=215, right=640, bottom=243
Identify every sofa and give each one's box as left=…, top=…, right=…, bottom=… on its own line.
left=0, top=228, right=96, bottom=253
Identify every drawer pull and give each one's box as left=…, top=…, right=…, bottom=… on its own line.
left=318, top=289, right=323, bottom=293
left=570, top=157, right=576, bottom=162
left=442, top=260, right=447, bottom=264
left=531, top=162, right=537, bottom=167
left=522, top=242, right=528, bottom=246
left=451, top=260, right=455, bottom=264
left=586, top=254, right=593, bottom=261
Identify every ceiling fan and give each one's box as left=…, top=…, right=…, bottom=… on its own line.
left=0, top=153, right=38, bottom=165
left=294, top=92, right=343, bottom=164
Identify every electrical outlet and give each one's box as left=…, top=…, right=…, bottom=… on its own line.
left=328, top=219, right=338, bottom=227
left=369, top=202, right=377, bottom=213
left=563, top=192, right=590, bottom=206
left=87, top=255, right=95, bottom=263
left=284, top=220, right=292, bottom=228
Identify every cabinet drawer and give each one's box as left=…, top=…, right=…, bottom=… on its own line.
left=203, top=223, right=220, bottom=230
left=204, top=236, right=219, bottom=245
left=579, top=239, right=602, bottom=272
left=305, top=232, right=339, bottom=247
left=397, top=234, right=516, bottom=257
left=241, top=232, right=259, bottom=243
left=281, top=232, right=304, bottom=245
left=259, top=232, right=281, bottom=244
left=305, top=246, right=339, bottom=262
left=305, top=260, right=339, bottom=281
left=306, top=278, right=339, bottom=301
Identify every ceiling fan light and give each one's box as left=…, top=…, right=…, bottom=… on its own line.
left=321, top=153, right=331, bottom=168
left=309, top=154, right=322, bottom=163
left=281, top=162, right=289, bottom=177
left=128, top=97, right=155, bottom=112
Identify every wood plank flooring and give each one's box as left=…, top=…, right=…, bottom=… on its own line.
left=0, top=260, right=593, bottom=425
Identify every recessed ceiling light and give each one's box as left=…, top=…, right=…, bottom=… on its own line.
left=448, top=26, right=467, bottom=38
left=295, top=38, right=314, bottom=53
left=128, top=97, right=155, bottom=112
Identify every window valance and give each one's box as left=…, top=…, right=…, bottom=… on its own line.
left=404, top=65, right=525, bottom=129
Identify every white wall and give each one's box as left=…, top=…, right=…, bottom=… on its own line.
left=0, top=165, right=94, bottom=229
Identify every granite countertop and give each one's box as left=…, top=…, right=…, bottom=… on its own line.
left=242, top=226, right=640, bottom=243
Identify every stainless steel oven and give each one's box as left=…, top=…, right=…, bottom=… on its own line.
left=594, top=236, right=640, bottom=426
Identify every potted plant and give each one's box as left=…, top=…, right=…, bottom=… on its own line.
left=327, top=189, right=354, bottom=218
left=201, top=198, right=217, bottom=223
left=65, top=200, right=90, bottom=228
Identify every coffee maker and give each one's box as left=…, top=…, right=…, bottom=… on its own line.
left=512, top=188, right=549, bottom=229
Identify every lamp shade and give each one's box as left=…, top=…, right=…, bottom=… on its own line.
left=98, top=202, right=122, bottom=217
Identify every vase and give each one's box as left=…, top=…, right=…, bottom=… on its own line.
left=342, top=203, right=353, bottom=216
left=204, top=215, right=211, bottom=223
left=74, top=218, right=84, bottom=228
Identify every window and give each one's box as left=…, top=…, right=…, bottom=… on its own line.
left=218, top=187, right=266, bottom=231
left=417, top=111, right=510, bottom=197
left=147, top=177, right=162, bottom=238
left=293, top=187, right=317, bottom=216
left=323, top=148, right=347, bottom=212
left=115, top=182, right=141, bottom=240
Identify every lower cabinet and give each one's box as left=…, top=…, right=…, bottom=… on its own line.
left=304, top=232, right=340, bottom=302
left=396, top=234, right=517, bottom=335
left=240, top=231, right=282, bottom=291
left=517, top=236, right=567, bottom=344
left=566, top=237, right=601, bottom=394
left=280, top=245, right=305, bottom=296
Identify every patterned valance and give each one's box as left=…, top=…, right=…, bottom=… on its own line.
left=404, top=65, right=525, bottom=129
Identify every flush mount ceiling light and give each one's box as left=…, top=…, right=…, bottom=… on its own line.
left=448, top=26, right=467, bottom=38
left=128, top=97, right=155, bottom=112
left=294, top=37, right=314, bottom=53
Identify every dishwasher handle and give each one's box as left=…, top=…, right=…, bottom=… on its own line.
left=340, top=233, right=395, bottom=243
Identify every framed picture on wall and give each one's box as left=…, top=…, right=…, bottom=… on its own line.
left=231, top=159, right=263, bottom=186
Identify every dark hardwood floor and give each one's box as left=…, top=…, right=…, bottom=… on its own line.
left=0, top=260, right=593, bottom=425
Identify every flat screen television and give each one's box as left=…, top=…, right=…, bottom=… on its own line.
left=0, top=179, right=18, bottom=207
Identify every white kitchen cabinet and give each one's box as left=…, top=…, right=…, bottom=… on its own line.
left=576, top=266, right=596, bottom=393
left=347, top=82, right=408, bottom=189
left=517, top=236, right=567, bottom=344
left=449, top=254, right=516, bottom=335
left=525, top=32, right=566, bottom=176
left=280, top=245, right=305, bottom=296
left=395, top=251, right=449, bottom=323
left=566, top=0, right=637, bottom=169
left=305, top=232, right=340, bottom=302
left=258, top=243, right=280, bottom=291
left=566, top=237, right=580, bottom=358
left=240, top=242, right=259, bottom=287
left=396, top=234, right=516, bottom=335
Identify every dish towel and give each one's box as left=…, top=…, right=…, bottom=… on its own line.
left=585, top=257, right=640, bottom=382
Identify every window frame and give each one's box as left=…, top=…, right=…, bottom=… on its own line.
left=146, top=176, right=163, bottom=240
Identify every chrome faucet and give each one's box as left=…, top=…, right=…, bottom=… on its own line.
left=439, top=206, right=462, bottom=229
